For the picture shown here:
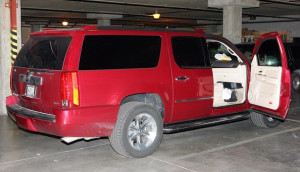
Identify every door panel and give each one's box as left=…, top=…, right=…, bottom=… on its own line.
left=248, top=32, right=291, bottom=119
left=168, top=34, right=213, bottom=122
left=248, top=56, right=282, bottom=110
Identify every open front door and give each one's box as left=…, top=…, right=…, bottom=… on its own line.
left=248, top=32, right=291, bottom=119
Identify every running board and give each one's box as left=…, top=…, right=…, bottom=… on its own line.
left=163, top=111, right=250, bottom=134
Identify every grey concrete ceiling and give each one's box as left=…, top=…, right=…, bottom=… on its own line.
left=21, top=0, right=300, bottom=28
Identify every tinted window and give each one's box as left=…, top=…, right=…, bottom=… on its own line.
left=14, top=37, right=72, bottom=70
left=289, top=45, right=300, bottom=60
left=79, top=35, right=161, bottom=70
left=257, top=39, right=281, bottom=66
left=171, top=37, right=206, bottom=68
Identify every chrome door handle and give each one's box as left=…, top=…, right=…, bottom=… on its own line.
left=175, top=76, right=190, bottom=81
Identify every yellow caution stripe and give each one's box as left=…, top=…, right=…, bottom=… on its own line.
left=10, top=29, right=17, bottom=65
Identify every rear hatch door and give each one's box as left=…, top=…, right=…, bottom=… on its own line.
left=12, top=35, right=73, bottom=114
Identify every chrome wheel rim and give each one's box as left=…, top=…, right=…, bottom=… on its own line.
left=127, top=113, right=157, bottom=151
left=293, top=76, right=300, bottom=90
left=267, top=117, right=274, bottom=122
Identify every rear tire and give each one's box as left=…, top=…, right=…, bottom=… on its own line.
left=250, top=112, right=280, bottom=128
left=292, top=72, right=300, bottom=93
left=109, top=102, right=163, bottom=158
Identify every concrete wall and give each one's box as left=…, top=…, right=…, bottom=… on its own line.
left=0, top=0, right=12, bottom=115
left=216, top=15, right=300, bottom=39
left=21, top=26, right=31, bottom=44
left=242, top=21, right=300, bottom=38
left=0, top=0, right=21, bottom=115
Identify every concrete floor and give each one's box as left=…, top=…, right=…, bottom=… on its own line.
left=1, top=94, right=300, bottom=172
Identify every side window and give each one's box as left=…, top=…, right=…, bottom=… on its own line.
left=289, top=45, right=300, bottom=60
left=79, top=35, right=161, bottom=70
left=257, top=39, right=282, bottom=66
left=171, top=37, right=206, bottom=68
left=207, top=41, right=238, bottom=62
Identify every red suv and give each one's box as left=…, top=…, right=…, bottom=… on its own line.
left=6, top=26, right=291, bottom=158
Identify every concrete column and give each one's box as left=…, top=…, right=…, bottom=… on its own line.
left=0, top=0, right=21, bottom=115
left=31, top=25, right=42, bottom=33
left=0, top=0, right=12, bottom=115
left=208, top=0, right=259, bottom=43
left=223, top=6, right=242, bottom=43
left=97, top=19, right=111, bottom=26
left=205, top=25, right=218, bottom=34
left=87, top=14, right=122, bottom=26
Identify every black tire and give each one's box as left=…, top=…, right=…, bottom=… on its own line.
left=109, top=102, right=163, bottom=158
left=292, top=72, right=300, bottom=93
left=250, top=112, right=280, bottom=128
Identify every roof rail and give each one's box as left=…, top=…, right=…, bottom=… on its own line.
left=42, top=28, right=82, bottom=31
left=81, top=26, right=98, bottom=30
left=43, top=28, right=57, bottom=31
left=96, top=25, right=195, bottom=32
left=194, top=29, right=205, bottom=34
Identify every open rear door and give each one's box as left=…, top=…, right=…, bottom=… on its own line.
left=248, top=32, right=291, bottom=119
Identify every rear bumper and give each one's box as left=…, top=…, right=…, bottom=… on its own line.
left=7, top=104, right=56, bottom=122
left=6, top=96, right=119, bottom=137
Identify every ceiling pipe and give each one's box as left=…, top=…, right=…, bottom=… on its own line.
left=68, top=0, right=299, bottom=20
left=260, top=0, right=300, bottom=7
left=21, top=1, right=300, bottom=27
left=22, top=7, right=222, bottom=22
left=68, top=0, right=222, bottom=13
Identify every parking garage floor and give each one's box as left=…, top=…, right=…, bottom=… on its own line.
left=1, top=93, right=300, bottom=172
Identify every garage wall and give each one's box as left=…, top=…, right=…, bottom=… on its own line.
left=242, top=21, right=300, bottom=38
left=215, top=15, right=300, bottom=38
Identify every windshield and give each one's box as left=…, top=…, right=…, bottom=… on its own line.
left=14, top=37, right=72, bottom=70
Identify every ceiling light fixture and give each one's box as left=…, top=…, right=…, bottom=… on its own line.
left=62, top=21, right=68, bottom=26
left=153, top=10, right=160, bottom=20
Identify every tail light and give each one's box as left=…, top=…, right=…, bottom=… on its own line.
left=61, top=72, right=79, bottom=107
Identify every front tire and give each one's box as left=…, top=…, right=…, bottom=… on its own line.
left=109, top=102, right=163, bottom=158
left=250, top=112, right=280, bottom=128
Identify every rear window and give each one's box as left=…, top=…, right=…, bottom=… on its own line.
left=79, top=35, right=161, bottom=70
left=14, top=37, right=72, bottom=70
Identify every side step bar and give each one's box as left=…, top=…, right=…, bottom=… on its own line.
left=163, top=111, right=250, bottom=134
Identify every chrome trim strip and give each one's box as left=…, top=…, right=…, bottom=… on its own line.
left=6, top=104, right=56, bottom=122
left=175, top=97, right=213, bottom=103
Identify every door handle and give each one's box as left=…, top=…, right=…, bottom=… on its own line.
left=258, top=74, right=267, bottom=77
left=175, top=76, right=190, bottom=81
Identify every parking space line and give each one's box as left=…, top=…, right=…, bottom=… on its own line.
left=149, top=156, right=196, bottom=172
left=286, top=118, right=300, bottom=123
left=172, top=126, right=300, bottom=161
left=0, top=141, right=109, bottom=165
